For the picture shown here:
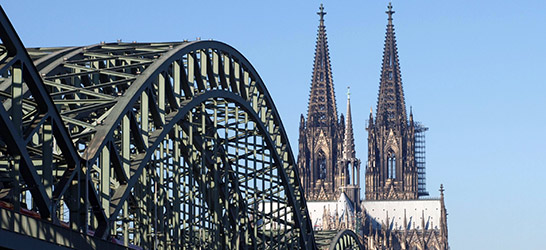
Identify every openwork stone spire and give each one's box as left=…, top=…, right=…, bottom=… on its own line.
left=307, top=3, right=338, bottom=126
left=343, top=87, right=355, bottom=160
left=375, top=2, right=407, bottom=128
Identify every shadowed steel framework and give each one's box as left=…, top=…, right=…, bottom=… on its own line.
left=0, top=5, right=362, bottom=249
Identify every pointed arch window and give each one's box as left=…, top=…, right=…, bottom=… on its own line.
left=388, top=150, right=396, bottom=179
left=346, top=162, right=352, bottom=184
left=318, top=150, right=327, bottom=179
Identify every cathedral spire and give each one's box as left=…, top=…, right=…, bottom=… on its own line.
left=307, top=3, right=338, bottom=126
left=366, top=3, right=419, bottom=201
left=376, top=2, right=407, bottom=127
left=344, top=87, right=355, bottom=159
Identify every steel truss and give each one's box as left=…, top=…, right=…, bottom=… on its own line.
left=328, top=229, right=363, bottom=250
left=0, top=6, right=318, bottom=249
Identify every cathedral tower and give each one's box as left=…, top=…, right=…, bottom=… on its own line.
left=297, top=5, right=359, bottom=204
left=365, top=3, right=424, bottom=200
left=360, top=4, right=447, bottom=249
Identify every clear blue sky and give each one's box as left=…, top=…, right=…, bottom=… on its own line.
left=3, top=1, right=546, bottom=249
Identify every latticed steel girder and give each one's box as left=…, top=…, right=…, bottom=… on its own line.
left=314, top=230, right=363, bottom=250
left=0, top=6, right=318, bottom=249
left=328, top=229, right=363, bottom=250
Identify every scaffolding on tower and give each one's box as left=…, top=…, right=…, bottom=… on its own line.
left=415, top=122, right=429, bottom=197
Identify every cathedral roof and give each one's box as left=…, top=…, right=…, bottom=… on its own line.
left=305, top=192, right=356, bottom=229
left=363, top=199, right=442, bottom=231
left=337, top=192, right=355, bottom=217
left=306, top=4, right=338, bottom=126
left=375, top=2, right=408, bottom=128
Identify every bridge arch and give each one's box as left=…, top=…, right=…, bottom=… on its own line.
left=0, top=7, right=316, bottom=247
left=328, top=229, right=363, bottom=250
left=52, top=41, right=315, bottom=248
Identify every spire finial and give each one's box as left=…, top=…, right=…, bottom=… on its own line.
left=318, top=4, right=327, bottom=23
left=439, top=184, right=445, bottom=197
left=347, top=86, right=350, bottom=98
left=386, top=2, right=395, bottom=24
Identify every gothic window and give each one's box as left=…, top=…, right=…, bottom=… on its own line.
left=318, top=151, right=327, bottom=179
left=388, top=150, right=396, bottom=179
left=388, top=71, right=393, bottom=80
left=346, top=162, right=352, bottom=184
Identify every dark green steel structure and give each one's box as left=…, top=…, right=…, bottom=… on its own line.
left=0, top=6, right=362, bottom=249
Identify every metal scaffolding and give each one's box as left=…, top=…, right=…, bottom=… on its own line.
left=415, top=122, right=428, bottom=197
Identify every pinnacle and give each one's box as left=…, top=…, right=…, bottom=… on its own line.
left=344, top=87, right=355, bottom=159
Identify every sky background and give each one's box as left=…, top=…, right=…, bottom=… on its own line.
left=3, top=1, right=546, bottom=249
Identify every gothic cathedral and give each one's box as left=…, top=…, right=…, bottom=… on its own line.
left=297, top=3, right=449, bottom=249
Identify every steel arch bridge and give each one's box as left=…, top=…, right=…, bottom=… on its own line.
left=328, top=230, right=363, bottom=250
left=0, top=6, right=362, bottom=250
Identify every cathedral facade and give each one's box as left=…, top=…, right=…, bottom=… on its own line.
left=297, top=4, right=449, bottom=249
